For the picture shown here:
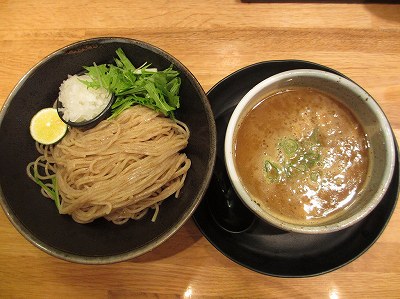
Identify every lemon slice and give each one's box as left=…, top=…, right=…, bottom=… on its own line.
left=30, top=108, right=68, bottom=144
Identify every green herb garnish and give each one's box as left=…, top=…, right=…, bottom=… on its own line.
left=82, top=48, right=181, bottom=119
left=264, top=128, right=322, bottom=183
left=264, top=160, right=282, bottom=183
left=31, top=163, right=60, bottom=211
left=279, top=138, right=299, bottom=158
left=310, top=170, right=321, bottom=182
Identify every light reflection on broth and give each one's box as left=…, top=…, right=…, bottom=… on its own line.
left=234, top=87, right=370, bottom=226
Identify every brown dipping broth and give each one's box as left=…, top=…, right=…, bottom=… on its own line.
left=233, top=87, right=370, bottom=226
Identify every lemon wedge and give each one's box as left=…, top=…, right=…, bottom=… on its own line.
left=30, top=108, right=68, bottom=144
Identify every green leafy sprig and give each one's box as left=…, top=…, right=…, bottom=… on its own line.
left=82, top=48, right=181, bottom=119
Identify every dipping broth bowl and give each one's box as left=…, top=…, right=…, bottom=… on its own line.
left=224, top=69, right=396, bottom=234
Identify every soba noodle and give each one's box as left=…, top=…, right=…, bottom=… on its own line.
left=27, top=105, right=191, bottom=224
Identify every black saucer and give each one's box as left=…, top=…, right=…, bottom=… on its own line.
left=193, top=60, right=399, bottom=277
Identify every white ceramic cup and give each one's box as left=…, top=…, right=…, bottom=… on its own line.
left=224, top=69, right=396, bottom=234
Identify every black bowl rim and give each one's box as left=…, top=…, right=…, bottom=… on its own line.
left=0, top=37, right=217, bottom=264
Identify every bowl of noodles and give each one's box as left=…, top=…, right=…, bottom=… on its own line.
left=0, top=37, right=216, bottom=263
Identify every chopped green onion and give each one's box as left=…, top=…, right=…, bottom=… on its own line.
left=304, top=151, right=320, bottom=168
left=263, top=128, right=323, bottom=184
left=279, top=138, right=298, bottom=157
left=264, top=160, right=282, bottom=182
left=310, top=170, right=321, bottom=182
left=309, top=127, right=320, bottom=144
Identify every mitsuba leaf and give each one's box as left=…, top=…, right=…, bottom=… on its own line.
left=82, top=48, right=181, bottom=118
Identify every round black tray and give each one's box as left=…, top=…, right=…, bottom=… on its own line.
left=193, top=60, right=399, bottom=277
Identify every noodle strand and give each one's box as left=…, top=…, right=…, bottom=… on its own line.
left=26, top=105, right=191, bottom=224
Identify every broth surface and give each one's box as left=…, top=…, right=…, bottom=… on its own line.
left=234, top=87, right=369, bottom=225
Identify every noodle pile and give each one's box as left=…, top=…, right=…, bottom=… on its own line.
left=27, top=105, right=191, bottom=224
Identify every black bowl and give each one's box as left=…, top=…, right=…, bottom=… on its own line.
left=0, top=37, right=216, bottom=264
